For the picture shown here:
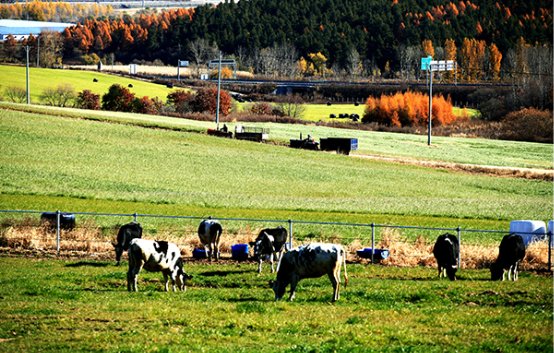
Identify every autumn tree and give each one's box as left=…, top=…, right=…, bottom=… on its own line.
left=167, top=89, right=194, bottom=114
left=101, top=84, right=135, bottom=112
left=76, top=89, right=100, bottom=110
left=444, top=39, right=457, bottom=82
left=190, top=87, right=232, bottom=116
left=422, top=39, right=435, bottom=58
left=488, top=43, right=502, bottom=81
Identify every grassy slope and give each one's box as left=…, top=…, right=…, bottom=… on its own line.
left=0, top=65, right=177, bottom=103
left=0, top=258, right=551, bottom=353
left=0, top=107, right=551, bottom=236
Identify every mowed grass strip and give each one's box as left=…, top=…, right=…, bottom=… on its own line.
left=0, top=257, right=551, bottom=353
left=0, top=65, right=178, bottom=103
left=1, top=102, right=552, bottom=170
left=0, top=108, right=551, bottom=227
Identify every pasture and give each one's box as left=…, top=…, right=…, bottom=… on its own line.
left=0, top=65, right=178, bottom=103
left=0, top=256, right=551, bottom=352
left=0, top=106, right=552, bottom=234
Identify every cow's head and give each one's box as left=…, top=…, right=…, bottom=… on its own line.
left=490, top=262, right=503, bottom=281
left=249, top=240, right=262, bottom=260
left=269, top=279, right=286, bottom=301
left=175, top=259, right=193, bottom=290
left=446, top=265, right=458, bottom=281
left=112, top=242, right=124, bottom=266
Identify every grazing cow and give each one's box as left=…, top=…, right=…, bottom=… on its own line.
left=432, top=233, right=460, bottom=281
left=490, top=234, right=526, bottom=281
left=127, top=238, right=192, bottom=292
left=113, top=222, right=143, bottom=265
left=198, top=219, right=223, bottom=261
left=269, top=243, right=348, bottom=302
left=249, top=226, right=288, bottom=273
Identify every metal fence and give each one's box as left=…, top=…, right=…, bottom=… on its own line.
left=1, top=209, right=552, bottom=271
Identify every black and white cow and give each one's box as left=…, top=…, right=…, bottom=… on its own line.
left=198, top=219, right=223, bottom=261
left=432, top=233, right=460, bottom=281
left=490, top=234, right=526, bottom=281
left=249, top=226, right=288, bottom=273
left=113, top=222, right=143, bottom=265
left=127, top=238, right=192, bottom=292
left=269, top=243, right=348, bottom=302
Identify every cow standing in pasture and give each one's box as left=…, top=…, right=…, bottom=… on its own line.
left=198, top=219, right=223, bottom=261
left=432, top=233, right=460, bottom=281
left=113, top=222, right=143, bottom=265
left=490, top=234, right=526, bottom=281
left=127, top=238, right=192, bottom=292
left=250, top=226, right=288, bottom=273
left=270, top=243, right=348, bottom=302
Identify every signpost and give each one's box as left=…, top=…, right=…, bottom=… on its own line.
left=421, top=58, right=456, bottom=146
left=177, top=60, right=189, bottom=81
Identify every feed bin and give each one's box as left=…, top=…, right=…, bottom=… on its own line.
left=356, top=248, right=390, bottom=262
left=231, top=244, right=249, bottom=261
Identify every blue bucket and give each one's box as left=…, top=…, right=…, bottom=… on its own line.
left=231, top=244, right=249, bottom=261
left=192, top=248, right=207, bottom=259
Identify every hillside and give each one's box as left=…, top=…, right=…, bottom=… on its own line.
left=0, top=104, right=551, bottom=233
left=0, top=65, right=177, bottom=104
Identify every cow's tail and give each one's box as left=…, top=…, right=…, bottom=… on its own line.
left=342, top=248, right=348, bottom=287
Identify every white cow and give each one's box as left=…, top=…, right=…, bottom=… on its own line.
left=127, top=238, right=192, bottom=292
left=197, top=219, right=223, bottom=261
left=270, top=243, right=348, bottom=302
left=249, top=226, right=288, bottom=274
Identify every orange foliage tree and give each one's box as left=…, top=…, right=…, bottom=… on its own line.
left=363, top=91, right=456, bottom=127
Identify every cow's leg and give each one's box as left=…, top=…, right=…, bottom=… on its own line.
left=329, top=272, right=340, bottom=302
left=214, top=242, right=220, bottom=261
left=206, top=244, right=213, bottom=261
left=288, top=277, right=298, bottom=301
left=129, top=264, right=142, bottom=292
left=269, top=253, right=275, bottom=273
left=257, top=258, right=263, bottom=274
left=514, top=262, right=519, bottom=281
left=162, top=272, right=170, bottom=292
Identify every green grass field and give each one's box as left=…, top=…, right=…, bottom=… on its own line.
left=0, top=65, right=177, bottom=104
left=0, top=105, right=552, bottom=239
left=0, top=257, right=551, bottom=353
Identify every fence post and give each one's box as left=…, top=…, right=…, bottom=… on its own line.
left=371, top=223, right=375, bottom=264
left=133, top=212, right=138, bottom=223
left=547, top=229, right=552, bottom=271
left=56, top=210, right=61, bottom=256
left=456, top=226, right=461, bottom=270
left=288, top=219, right=293, bottom=250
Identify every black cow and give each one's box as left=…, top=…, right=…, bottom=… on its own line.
left=432, top=233, right=460, bottom=281
left=249, top=226, right=288, bottom=273
left=113, top=222, right=143, bottom=265
left=270, top=243, right=348, bottom=302
left=127, top=238, right=192, bottom=292
left=490, top=234, right=526, bottom=281
left=198, top=219, right=223, bottom=261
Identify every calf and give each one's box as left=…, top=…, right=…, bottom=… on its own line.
left=198, top=219, right=223, bottom=261
left=127, top=238, right=192, bottom=292
left=249, top=226, right=288, bottom=273
left=270, top=243, right=348, bottom=302
left=113, top=222, right=143, bottom=265
left=490, top=234, right=525, bottom=281
left=432, top=233, right=460, bottom=281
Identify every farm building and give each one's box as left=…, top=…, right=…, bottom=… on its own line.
left=0, top=19, right=74, bottom=41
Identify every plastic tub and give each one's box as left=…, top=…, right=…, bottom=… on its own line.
left=231, top=244, right=249, bottom=261
left=509, top=220, right=546, bottom=246
left=356, top=248, right=389, bottom=261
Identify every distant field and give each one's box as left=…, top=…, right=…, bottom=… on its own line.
left=0, top=65, right=177, bottom=104
left=0, top=257, right=551, bottom=353
left=0, top=105, right=551, bottom=234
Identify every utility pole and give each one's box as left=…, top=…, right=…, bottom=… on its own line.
left=36, top=35, right=40, bottom=67
left=26, top=45, right=30, bottom=104
left=215, top=51, right=222, bottom=130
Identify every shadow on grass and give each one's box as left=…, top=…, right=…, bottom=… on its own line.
left=199, top=269, right=253, bottom=277
left=65, top=261, right=110, bottom=268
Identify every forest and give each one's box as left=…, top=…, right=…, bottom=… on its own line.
left=0, top=0, right=551, bottom=77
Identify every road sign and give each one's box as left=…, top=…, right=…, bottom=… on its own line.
left=420, top=56, right=432, bottom=71
left=178, top=60, right=189, bottom=67
left=429, top=60, right=455, bottom=72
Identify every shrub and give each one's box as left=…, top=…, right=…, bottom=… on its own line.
left=167, top=90, right=194, bottom=114
left=499, top=108, right=553, bottom=143
left=75, top=90, right=100, bottom=110
left=101, top=84, right=135, bottom=112
left=191, top=87, right=232, bottom=116
left=362, top=91, right=455, bottom=127
left=40, top=84, right=75, bottom=107
left=250, top=102, right=273, bottom=115
left=133, top=96, right=162, bottom=115
left=276, top=95, right=305, bottom=119
left=4, top=86, right=27, bottom=103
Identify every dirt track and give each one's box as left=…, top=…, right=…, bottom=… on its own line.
left=354, top=153, right=553, bottom=181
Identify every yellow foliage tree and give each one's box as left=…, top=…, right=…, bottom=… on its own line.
left=488, top=43, right=502, bottom=81
left=422, top=39, right=435, bottom=57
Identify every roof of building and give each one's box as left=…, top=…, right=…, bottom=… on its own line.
left=0, top=19, right=74, bottom=36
